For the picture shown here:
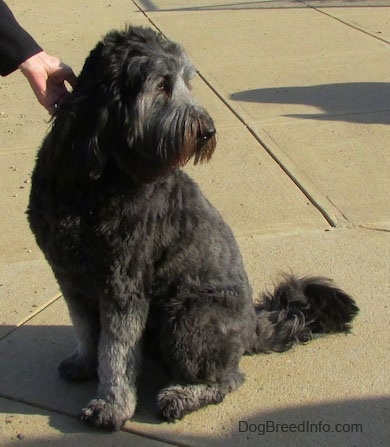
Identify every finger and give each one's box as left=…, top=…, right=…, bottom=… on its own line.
left=59, top=63, right=78, bottom=88
left=66, top=70, right=78, bottom=88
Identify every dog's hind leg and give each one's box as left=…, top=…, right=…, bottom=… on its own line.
left=156, top=286, right=252, bottom=420
left=157, top=369, right=245, bottom=421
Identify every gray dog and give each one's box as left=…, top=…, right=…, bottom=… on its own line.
left=28, top=26, right=358, bottom=431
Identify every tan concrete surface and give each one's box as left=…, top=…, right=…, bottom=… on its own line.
left=0, top=148, right=60, bottom=338
left=1, top=1, right=389, bottom=446
left=306, top=1, right=390, bottom=42
left=257, top=117, right=390, bottom=226
left=0, top=398, right=172, bottom=447
left=184, top=125, right=327, bottom=236
left=148, top=4, right=390, bottom=231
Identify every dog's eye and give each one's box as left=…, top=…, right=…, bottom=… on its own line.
left=157, top=77, right=170, bottom=94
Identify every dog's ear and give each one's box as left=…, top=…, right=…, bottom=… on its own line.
left=50, top=39, right=113, bottom=182
left=83, top=108, right=110, bottom=180
left=50, top=98, right=110, bottom=183
left=86, top=135, right=105, bottom=180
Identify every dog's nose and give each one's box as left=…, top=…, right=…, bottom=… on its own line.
left=199, top=127, right=216, bottom=142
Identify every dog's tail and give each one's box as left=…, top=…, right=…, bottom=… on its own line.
left=248, top=275, right=359, bottom=354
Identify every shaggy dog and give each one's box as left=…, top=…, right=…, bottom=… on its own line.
left=28, top=26, right=358, bottom=431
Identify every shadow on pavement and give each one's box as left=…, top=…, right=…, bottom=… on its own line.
left=0, top=324, right=388, bottom=445
left=230, top=82, right=390, bottom=124
left=0, top=392, right=388, bottom=446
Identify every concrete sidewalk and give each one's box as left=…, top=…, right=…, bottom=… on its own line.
left=0, top=0, right=389, bottom=445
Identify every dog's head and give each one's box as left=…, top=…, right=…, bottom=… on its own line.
left=52, top=26, right=216, bottom=183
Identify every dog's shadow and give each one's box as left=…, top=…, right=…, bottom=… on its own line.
left=0, top=324, right=171, bottom=431
left=132, top=353, right=171, bottom=424
left=1, top=324, right=388, bottom=446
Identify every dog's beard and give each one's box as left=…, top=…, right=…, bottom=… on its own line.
left=154, top=104, right=216, bottom=167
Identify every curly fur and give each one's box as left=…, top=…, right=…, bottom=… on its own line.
left=27, top=26, right=359, bottom=430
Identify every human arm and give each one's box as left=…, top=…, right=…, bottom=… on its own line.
left=0, top=0, right=42, bottom=76
left=0, top=1, right=76, bottom=112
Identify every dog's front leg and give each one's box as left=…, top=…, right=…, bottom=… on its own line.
left=80, top=294, right=148, bottom=431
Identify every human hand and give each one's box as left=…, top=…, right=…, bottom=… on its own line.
left=19, top=51, right=77, bottom=114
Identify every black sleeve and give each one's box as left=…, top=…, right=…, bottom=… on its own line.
left=0, top=0, right=42, bottom=76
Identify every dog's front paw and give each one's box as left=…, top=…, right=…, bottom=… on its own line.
left=79, top=398, right=129, bottom=431
left=58, top=352, right=97, bottom=382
